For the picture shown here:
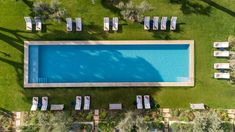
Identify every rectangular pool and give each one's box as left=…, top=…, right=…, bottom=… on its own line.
left=24, top=40, right=194, bottom=87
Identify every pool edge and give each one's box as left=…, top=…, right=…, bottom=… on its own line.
left=24, top=40, right=194, bottom=88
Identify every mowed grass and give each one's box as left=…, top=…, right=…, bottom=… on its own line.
left=0, top=0, right=235, bottom=111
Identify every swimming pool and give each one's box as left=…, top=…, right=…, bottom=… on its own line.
left=24, top=41, right=194, bottom=87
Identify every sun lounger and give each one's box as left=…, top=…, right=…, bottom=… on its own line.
left=144, top=16, right=150, bottom=30
left=35, top=17, right=42, bottom=31
left=170, top=16, right=177, bottom=30
left=112, top=17, right=118, bottom=31
left=50, top=104, right=64, bottom=111
left=214, top=73, right=230, bottom=79
left=136, top=95, right=143, bottom=109
left=144, top=95, right=151, bottom=109
left=104, top=17, right=109, bottom=31
left=41, top=96, right=48, bottom=111
left=190, top=103, right=205, bottom=110
left=214, top=51, right=230, bottom=57
left=76, top=18, right=82, bottom=31
left=24, top=17, right=32, bottom=31
left=84, top=96, right=90, bottom=110
left=153, top=16, right=159, bottom=30
left=213, top=42, right=229, bottom=48
left=214, top=63, right=230, bottom=69
left=161, top=17, right=167, bottom=30
left=75, top=96, right=82, bottom=110
left=31, top=97, right=38, bottom=111
left=66, top=18, right=73, bottom=31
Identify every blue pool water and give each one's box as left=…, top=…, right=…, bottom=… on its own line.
left=28, top=44, right=189, bottom=83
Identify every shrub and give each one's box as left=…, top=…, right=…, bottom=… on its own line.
left=100, top=110, right=108, bottom=120
left=220, top=122, right=233, bottom=132
left=171, top=123, right=193, bottom=132
left=85, top=112, right=93, bottom=121
left=99, top=122, right=115, bottom=132
left=33, top=0, right=66, bottom=22
left=116, top=1, right=153, bottom=22
left=116, top=111, right=149, bottom=131
left=193, top=110, right=224, bottom=132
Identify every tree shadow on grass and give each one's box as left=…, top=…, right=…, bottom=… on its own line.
left=16, top=0, right=34, bottom=17
left=41, top=22, right=109, bottom=40
left=0, top=57, right=23, bottom=88
left=101, top=0, right=129, bottom=17
left=0, top=27, right=35, bottom=53
left=201, top=0, right=235, bottom=17
left=170, top=0, right=212, bottom=16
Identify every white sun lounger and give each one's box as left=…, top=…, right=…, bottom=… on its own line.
left=31, top=97, right=38, bottom=111
left=170, top=16, right=177, bottom=30
left=153, top=16, right=159, bottom=30
left=214, top=73, right=230, bottom=79
left=214, top=63, right=230, bottom=69
left=76, top=18, right=82, bottom=31
left=35, top=17, right=42, bottom=31
left=84, top=96, right=90, bottom=110
left=41, top=96, right=48, bottom=111
left=66, top=18, right=73, bottom=31
left=214, top=51, right=230, bottom=57
left=136, top=95, right=143, bottom=109
left=161, top=17, right=167, bottom=30
left=190, top=103, right=205, bottom=110
left=75, top=96, right=82, bottom=110
left=104, top=17, right=109, bottom=31
left=144, top=95, right=151, bottom=109
left=144, top=16, right=150, bottom=30
left=112, top=17, right=118, bottom=31
left=24, top=17, right=32, bottom=31
left=213, top=42, right=229, bottom=48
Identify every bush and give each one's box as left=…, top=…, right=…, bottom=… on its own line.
left=0, top=110, right=13, bottom=131
left=85, top=112, right=93, bottom=121
left=193, top=110, right=224, bottom=132
left=33, top=0, right=66, bottom=22
left=98, top=122, right=115, bottom=132
left=116, top=1, right=153, bottom=22
left=149, top=121, right=164, bottom=130
left=220, top=122, right=233, bottom=132
left=171, top=123, right=193, bottom=132
left=100, top=110, right=108, bottom=120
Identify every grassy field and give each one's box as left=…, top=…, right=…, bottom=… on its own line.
left=0, top=0, right=235, bottom=111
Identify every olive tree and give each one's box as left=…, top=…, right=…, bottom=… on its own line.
left=116, top=111, right=148, bottom=132
left=116, top=1, right=152, bottom=22
left=33, top=0, right=66, bottom=22
left=193, top=110, right=223, bottom=132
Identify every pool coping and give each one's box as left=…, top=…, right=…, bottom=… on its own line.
left=24, top=40, right=194, bottom=88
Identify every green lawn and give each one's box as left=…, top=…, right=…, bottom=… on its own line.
left=0, top=0, right=235, bottom=111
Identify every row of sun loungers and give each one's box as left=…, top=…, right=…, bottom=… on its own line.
left=75, top=96, right=90, bottom=110
left=31, top=97, right=48, bottom=111
left=213, top=42, right=230, bottom=57
left=104, top=17, right=118, bottom=31
left=144, top=16, right=177, bottom=31
left=31, top=96, right=90, bottom=111
left=136, top=95, right=151, bottom=109
left=66, top=17, right=82, bottom=31
left=213, top=42, right=230, bottom=79
left=24, top=17, right=42, bottom=31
